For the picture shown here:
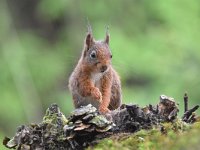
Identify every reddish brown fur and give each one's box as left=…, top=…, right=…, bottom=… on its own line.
left=68, top=30, right=122, bottom=113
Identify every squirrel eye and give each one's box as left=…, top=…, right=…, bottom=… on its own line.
left=90, top=51, right=96, bottom=59
left=110, top=55, right=112, bottom=58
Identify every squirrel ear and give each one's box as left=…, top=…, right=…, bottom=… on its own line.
left=85, top=32, right=93, bottom=49
left=83, top=33, right=93, bottom=57
left=104, top=26, right=110, bottom=45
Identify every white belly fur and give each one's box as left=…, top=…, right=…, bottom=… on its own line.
left=91, top=72, right=103, bottom=89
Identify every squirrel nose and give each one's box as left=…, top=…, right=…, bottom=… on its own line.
left=100, top=65, right=108, bottom=73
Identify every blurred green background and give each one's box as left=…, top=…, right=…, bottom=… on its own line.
left=0, top=0, right=200, bottom=148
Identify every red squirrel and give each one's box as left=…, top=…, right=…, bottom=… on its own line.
left=68, top=26, right=122, bottom=113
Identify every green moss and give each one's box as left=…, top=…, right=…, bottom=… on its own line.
left=90, top=121, right=200, bottom=150
left=42, top=104, right=68, bottom=125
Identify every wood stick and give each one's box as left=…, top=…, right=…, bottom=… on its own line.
left=182, top=105, right=199, bottom=121
left=184, top=92, right=188, bottom=113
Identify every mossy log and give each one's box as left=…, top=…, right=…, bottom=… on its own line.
left=3, top=93, right=200, bottom=150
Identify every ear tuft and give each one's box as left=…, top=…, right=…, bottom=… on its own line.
left=84, top=22, right=94, bottom=50
left=105, top=26, right=110, bottom=45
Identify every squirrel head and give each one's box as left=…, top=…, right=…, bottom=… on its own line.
left=81, top=26, right=112, bottom=74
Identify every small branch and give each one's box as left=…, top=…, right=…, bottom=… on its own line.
left=182, top=105, right=200, bottom=122
left=168, top=108, right=179, bottom=121
left=184, top=92, right=188, bottom=113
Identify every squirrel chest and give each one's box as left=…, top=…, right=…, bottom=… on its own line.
left=91, top=72, right=104, bottom=90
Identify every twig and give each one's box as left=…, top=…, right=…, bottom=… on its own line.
left=184, top=92, right=188, bottom=113
left=168, top=108, right=179, bottom=121
left=182, top=105, right=199, bottom=122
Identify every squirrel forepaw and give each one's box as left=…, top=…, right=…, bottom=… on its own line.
left=91, top=88, right=102, bottom=103
left=99, top=106, right=111, bottom=114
